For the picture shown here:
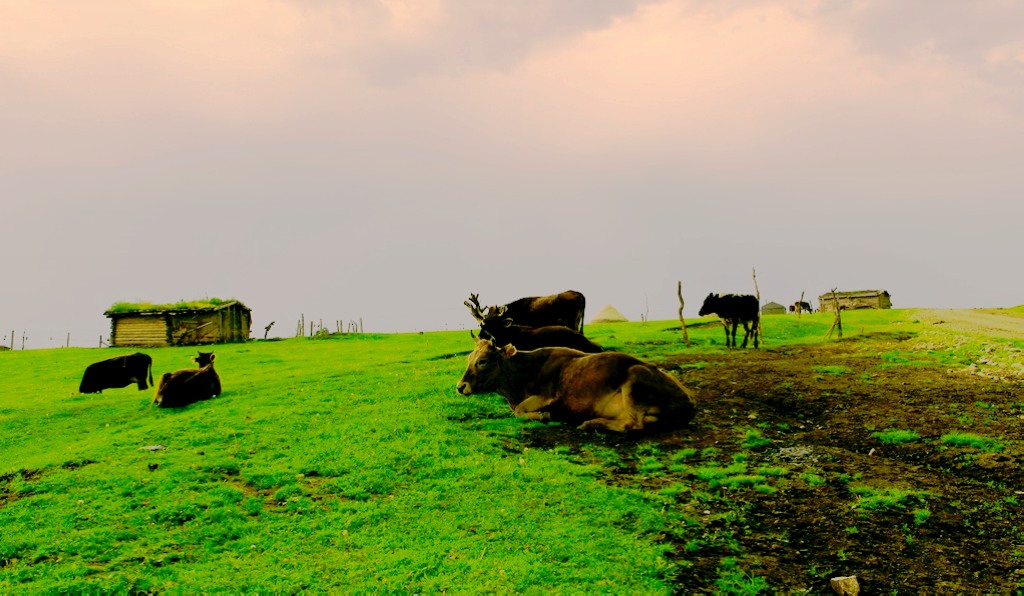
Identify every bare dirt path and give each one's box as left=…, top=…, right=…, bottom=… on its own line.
left=913, top=307, right=1024, bottom=339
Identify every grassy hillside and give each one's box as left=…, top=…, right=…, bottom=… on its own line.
left=2, top=309, right=1021, bottom=592
left=2, top=326, right=685, bottom=592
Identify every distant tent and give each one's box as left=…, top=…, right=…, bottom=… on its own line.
left=762, top=301, right=787, bottom=316
left=591, top=305, right=629, bottom=323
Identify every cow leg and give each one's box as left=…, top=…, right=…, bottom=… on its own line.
left=579, top=373, right=657, bottom=432
left=579, top=417, right=634, bottom=432
left=731, top=320, right=740, bottom=349
left=719, top=319, right=732, bottom=348
left=745, top=318, right=759, bottom=348
left=513, top=395, right=556, bottom=422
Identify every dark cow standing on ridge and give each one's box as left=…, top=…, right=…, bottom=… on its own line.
left=457, top=338, right=696, bottom=432
left=699, top=293, right=760, bottom=349
left=79, top=353, right=153, bottom=393
left=153, top=352, right=221, bottom=408
left=466, top=295, right=602, bottom=353
left=465, top=291, right=586, bottom=336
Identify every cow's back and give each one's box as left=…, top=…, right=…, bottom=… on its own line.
left=504, top=291, right=585, bottom=331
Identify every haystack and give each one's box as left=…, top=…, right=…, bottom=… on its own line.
left=591, top=304, right=629, bottom=323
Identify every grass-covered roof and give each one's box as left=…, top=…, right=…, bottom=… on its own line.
left=105, top=298, right=248, bottom=315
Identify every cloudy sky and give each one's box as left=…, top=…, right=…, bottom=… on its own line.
left=3, top=0, right=1022, bottom=348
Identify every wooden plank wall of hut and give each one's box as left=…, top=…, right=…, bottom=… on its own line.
left=170, top=312, right=222, bottom=345
left=233, top=307, right=252, bottom=342
left=113, top=316, right=169, bottom=347
left=817, top=294, right=889, bottom=313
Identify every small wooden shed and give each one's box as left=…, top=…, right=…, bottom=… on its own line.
left=761, top=301, right=787, bottom=316
left=817, top=290, right=892, bottom=313
left=105, top=299, right=252, bottom=347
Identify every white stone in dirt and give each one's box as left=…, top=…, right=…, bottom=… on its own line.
left=830, top=575, right=860, bottom=595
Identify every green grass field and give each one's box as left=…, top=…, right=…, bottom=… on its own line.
left=1, top=308, right=1020, bottom=592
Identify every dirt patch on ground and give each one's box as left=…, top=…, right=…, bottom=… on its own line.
left=515, top=327, right=1024, bottom=593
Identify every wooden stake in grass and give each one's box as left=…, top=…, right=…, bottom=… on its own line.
left=752, top=268, right=764, bottom=345
left=826, top=288, right=843, bottom=339
left=798, top=290, right=805, bottom=318
left=677, top=281, right=690, bottom=347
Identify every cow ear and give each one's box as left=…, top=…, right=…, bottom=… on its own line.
left=501, top=344, right=517, bottom=357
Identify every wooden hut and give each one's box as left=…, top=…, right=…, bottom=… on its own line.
left=817, top=290, right=892, bottom=313
left=761, top=301, right=787, bottom=316
left=105, top=299, right=251, bottom=347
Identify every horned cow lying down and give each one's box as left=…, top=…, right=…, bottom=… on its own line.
left=457, top=339, right=696, bottom=432
left=153, top=352, right=222, bottom=408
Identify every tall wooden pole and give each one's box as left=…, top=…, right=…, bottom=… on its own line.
left=677, top=281, right=690, bottom=347
left=752, top=268, right=764, bottom=345
left=827, top=288, right=843, bottom=339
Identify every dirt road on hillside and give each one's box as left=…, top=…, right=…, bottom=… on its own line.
left=913, top=308, right=1024, bottom=339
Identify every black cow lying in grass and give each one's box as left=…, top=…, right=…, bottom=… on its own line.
left=153, top=352, right=221, bottom=408
left=79, top=352, right=153, bottom=393
left=476, top=317, right=604, bottom=353
left=457, top=338, right=696, bottom=432
left=698, top=293, right=760, bottom=349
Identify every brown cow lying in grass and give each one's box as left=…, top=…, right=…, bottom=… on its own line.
left=153, top=352, right=222, bottom=408
left=457, top=338, right=696, bottom=432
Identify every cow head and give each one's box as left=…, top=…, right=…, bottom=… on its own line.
left=194, top=352, right=216, bottom=367
left=479, top=314, right=515, bottom=341
left=698, top=293, right=717, bottom=317
left=457, top=338, right=515, bottom=396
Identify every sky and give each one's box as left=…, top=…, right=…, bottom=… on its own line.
left=3, top=0, right=1023, bottom=349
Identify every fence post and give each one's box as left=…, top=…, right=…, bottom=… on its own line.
left=677, top=281, right=690, bottom=347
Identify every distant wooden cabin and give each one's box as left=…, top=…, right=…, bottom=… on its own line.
left=761, top=301, right=787, bottom=316
left=817, top=290, right=892, bottom=313
left=105, top=300, right=252, bottom=347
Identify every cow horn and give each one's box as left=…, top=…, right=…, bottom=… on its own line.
left=465, top=294, right=486, bottom=322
